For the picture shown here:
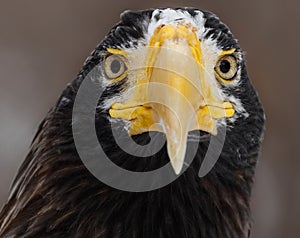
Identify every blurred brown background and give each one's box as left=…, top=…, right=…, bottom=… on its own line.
left=0, top=0, right=299, bottom=237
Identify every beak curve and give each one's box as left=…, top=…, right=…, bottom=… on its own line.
left=146, top=25, right=204, bottom=174
left=109, top=24, right=234, bottom=174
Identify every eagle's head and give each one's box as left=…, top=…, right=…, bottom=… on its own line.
left=0, top=8, right=265, bottom=238
left=78, top=8, right=265, bottom=175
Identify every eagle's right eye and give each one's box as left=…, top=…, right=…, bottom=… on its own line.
left=104, top=54, right=127, bottom=79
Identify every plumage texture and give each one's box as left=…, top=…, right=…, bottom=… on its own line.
left=0, top=8, right=265, bottom=238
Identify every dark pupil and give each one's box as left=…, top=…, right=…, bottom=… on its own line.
left=220, top=60, right=231, bottom=74
left=111, top=59, right=121, bottom=74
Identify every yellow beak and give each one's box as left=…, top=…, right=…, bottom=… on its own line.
left=109, top=25, right=234, bottom=174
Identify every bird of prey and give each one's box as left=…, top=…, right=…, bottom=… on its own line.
left=0, top=8, right=265, bottom=238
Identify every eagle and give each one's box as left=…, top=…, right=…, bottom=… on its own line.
left=0, top=8, right=265, bottom=238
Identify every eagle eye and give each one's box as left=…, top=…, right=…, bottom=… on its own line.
left=104, top=54, right=127, bottom=79
left=215, top=55, right=238, bottom=81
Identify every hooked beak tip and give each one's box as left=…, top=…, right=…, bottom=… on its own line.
left=167, top=136, right=187, bottom=175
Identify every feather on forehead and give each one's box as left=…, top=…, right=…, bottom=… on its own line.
left=147, top=9, right=206, bottom=40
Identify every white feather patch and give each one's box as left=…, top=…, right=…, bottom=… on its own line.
left=146, top=9, right=206, bottom=42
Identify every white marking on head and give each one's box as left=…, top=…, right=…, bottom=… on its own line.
left=146, top=9, right=206, bottom=42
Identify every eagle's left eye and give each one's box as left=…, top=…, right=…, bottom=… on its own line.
left=104, top=55, right=127, bottom=79
left=215, top=55, right=238, bottom=81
